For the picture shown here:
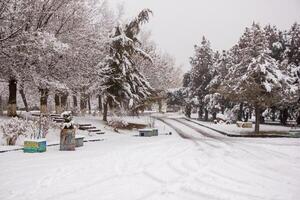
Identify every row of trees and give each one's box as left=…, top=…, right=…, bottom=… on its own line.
left=0, top=0, right=182, bottom=120
left=170, top=22, right=300, bottom=133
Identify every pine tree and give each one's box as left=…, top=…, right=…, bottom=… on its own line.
left=220, top=23, right=296, bottom=133
left=97, top=9, right=153, bottom=121
left=190, top=36, right=214, bottom=120
left=205, top=50, right=232, bottom=118
left=281, top=23, right=300, bottom=124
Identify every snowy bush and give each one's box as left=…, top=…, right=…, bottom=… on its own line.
left=0, top=116, right=53, bottom=145
left=107, top=117, right=129, bottom=132
left=224, top=107, right=238, bottom=122
left=37, top=116, right=51, bottom=138
left=146, top=116, right=156, bottom=128
left=0, top=118, right=35, bottom=145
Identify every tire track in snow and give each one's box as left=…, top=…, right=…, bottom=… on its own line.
left=194, top=177, right=265, bottom=200
left=158, top=117, right=300, bottom=199
left=185, top=117, right=298, bottom=159
left=159, top=117, right=223, bottom=150
left=178, top=118, right=300, bottom=189
left=178, top=118, right=292, bottom=161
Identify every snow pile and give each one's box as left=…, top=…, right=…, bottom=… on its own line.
left=61, top=111, right=75, bottom=129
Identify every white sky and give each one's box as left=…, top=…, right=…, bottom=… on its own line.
left=109, top=0, right=300, bottom=71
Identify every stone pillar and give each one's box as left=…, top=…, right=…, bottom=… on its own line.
left=60, top=112, right=75, bottom=151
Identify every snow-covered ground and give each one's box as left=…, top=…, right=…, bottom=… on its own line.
left=0, top=115, right=300, bottom=200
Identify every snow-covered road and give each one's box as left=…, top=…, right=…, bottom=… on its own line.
left=0, top=118, right=300, bottom=200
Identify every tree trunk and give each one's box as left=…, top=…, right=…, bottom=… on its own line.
left=158, top=100, right=162, bottom=113
left=198, top=106, right=203, bottom=120
left=204, top=109, right=208, bottom=121
left=88, top=95, right=91, bottom=114
left=255, top=106, right=260, bottom=134
left=103, top=101, right=108, bottom=121
left=98, top=95, right=102, bottom=112
left=244, top=112, right=249, bottom=122
left=212, top=112, right=217, bottom=120
left=280, top=109, right=288, bottom=125
left=8, top=79, right=17, bottom=117
left=271, top=107, right=276, bottom=122
left=238, top=102, right=243, bottom=121
left=260, top=110, right=265, bottom=124
left=80, top=94, right=87, bottom=115
left=73, top=95, right=78, bottom=108
left=19, top=88, right=29, bottom=112
left=61, top=93, right=68, bottom=112
left=221, top=106, right=225, bottom=114
left=297, top=112, right=300, bottom=125
left=185, top=104, right=191, bottom=118
left=0, top=95, right=3, bottom=115
left=40, top=89, right=49, bottom=114
left=55, top=94, right=61, bottom=114
left=249, top=107, right=253, bottom=119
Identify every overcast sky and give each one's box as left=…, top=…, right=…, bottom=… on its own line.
left=109, top=0, right=300, bottom=71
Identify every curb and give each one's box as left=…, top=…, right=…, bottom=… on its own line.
left=0, top=139, right=104, bottom=154
left=184, top=118, right=297, bottom=138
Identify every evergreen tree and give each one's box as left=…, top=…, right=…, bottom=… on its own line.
left=97, top=9, right=153, bottom=121
left=182, top=72, right=191, bottom=88
left=281, top=23, right=300, bottom=124
left=205, top=50, right=232, bottom=118
left=190, top=36, right=214, bottom=120
left=220, top=23, right=296, bottom=133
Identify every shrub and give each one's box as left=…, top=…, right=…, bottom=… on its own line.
left=107, top=117, right=129, bottom=132
left=1, top=118, right=34, bottom=145
left=0, top=117, right=53, bottom=145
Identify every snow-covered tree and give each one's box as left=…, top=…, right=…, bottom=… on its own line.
left=203, top=50, right=233, bottom=118
left=190, top=36, right=214, bottom=120
left=280, top=23, right=300, bottom=124
left=219, top=23, right=297, bottom=133
left=134, top=31, right=183, bottom=91
left=96, top=9, right=154, bottom=121
left=0, top=0, right=82, bottom=115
